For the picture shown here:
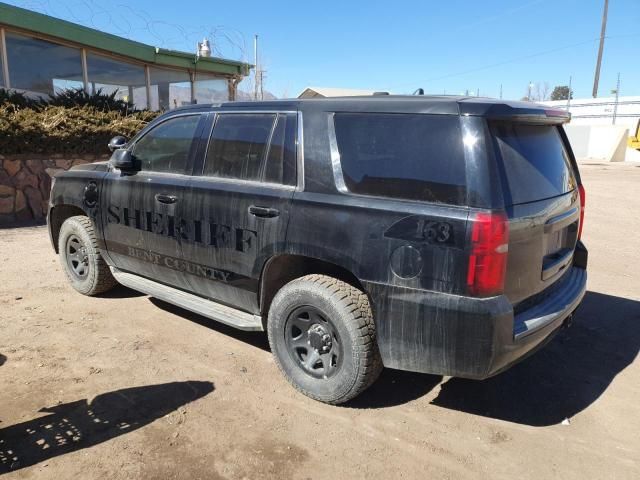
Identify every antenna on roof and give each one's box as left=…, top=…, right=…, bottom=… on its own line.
left=413, top=88, right=425, bottom=95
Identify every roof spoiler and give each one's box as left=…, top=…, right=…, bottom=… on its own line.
left=459, top=102, right=571, bottom=124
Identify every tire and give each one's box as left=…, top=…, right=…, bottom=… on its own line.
left=267, top=274, right=383, bottom=404
left=58, top=215, right=117, bottom=296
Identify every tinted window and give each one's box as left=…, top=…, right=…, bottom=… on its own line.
left=334, top=113, right=466, bottom=205
left=6, top=32, right=84, bottom=95
left=0, top=36, right=5, bottom=87
left=149, top=67, right=191, bottom=110
left=86, top=53, right=147, bottom=110
left=491, top=123, right=577, bottom=205
left=133, top=115, right=200, bottom=173
left=264, top=113, right=297, bottom=185
left=204, top=114, right=275, bottom=181
left=194, top=74, right=229, bottom=104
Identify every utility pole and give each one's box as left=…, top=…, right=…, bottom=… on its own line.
left=253, top=34, right=259, bottom=101
left=612, top=72, right=620, bottom=125
left=592, top=0, right=609, bottom=98
left=259, top=70, right=264, bottom=100
left=528, top=81, right=533, bottom=101
left=499, top=84, right=503, bottom=99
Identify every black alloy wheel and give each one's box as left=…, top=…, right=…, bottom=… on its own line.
left=285, top=306, right=343, bottom=379
left=66, top=234, right=89, bottom=279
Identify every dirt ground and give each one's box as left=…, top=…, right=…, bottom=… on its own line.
left=1, top=163, right=638, bottom=479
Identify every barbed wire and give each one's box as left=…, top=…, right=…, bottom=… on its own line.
left=10, top=0, right=249, bottom=62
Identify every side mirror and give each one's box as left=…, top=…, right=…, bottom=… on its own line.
left=110, top=148, right=135, bottom=171
left=108, top=136, right=128, bottom=152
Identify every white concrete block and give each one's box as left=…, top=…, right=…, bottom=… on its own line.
left=564, top=124, right=629, bottom=162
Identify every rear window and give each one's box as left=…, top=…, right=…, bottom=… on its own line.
left=491, top=123, right=577, bottom=205
left=334, top=113, right=466, bottom=205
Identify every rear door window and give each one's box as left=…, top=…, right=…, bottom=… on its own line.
left=204, top=113, right=276, bottom=181
left=491, top=123, right=577, bottom=205
left=333, top=113, right=466, bottom=205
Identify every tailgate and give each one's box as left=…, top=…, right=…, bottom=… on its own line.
left=490, top=121, right=581, bottom=305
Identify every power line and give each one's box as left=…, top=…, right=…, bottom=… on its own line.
left=388, top=30, right=640, bottom=94
left=422, top=37, right=602, bottom=83
left=12, top=0, right=249, bottom=62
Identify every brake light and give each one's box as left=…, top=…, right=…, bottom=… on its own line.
left=467, top=211, right=509, bottom=297
left=578, top=184, right=586, bottom=240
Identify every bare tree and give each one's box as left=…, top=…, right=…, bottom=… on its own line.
left=531, top=82, right=551, bottom=101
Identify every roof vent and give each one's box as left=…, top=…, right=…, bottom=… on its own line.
left=373, top=91, right=390, bottom=96
left=197, top=38, right=212, bottom=58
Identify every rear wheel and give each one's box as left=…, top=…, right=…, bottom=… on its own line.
left=58, top=216, right=117, bottom=296
left=267, top=274, right=383, bottom=404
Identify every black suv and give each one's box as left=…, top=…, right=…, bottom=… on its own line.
left=48, top=96, right=587, bottom=404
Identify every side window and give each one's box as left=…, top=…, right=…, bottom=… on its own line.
left=333, top=113, right=466, bottom=205
left=264, top=113, right=297, bottom=185
left=133, top=115, right=201, bottom=173
left=203, top=114, right=275, bottom=181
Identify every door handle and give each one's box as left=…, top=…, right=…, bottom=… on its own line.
left=248, top=205, right=280, bottom=218
left=155, top=193, right=178, bottom=204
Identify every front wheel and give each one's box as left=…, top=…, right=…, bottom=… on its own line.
left=267, top=274, right=383, bottom=404
left=58, top=215, right=117, bottom=296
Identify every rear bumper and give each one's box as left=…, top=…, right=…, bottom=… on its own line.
left=365, top=265, right=587, bottom=379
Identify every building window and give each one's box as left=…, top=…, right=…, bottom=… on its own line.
left=86, top=52, right=147, bottom=110
left=0, top=33, right=5, bottom=88
left=5, top=32, right=83, bottom=96
left=149, top=67, right=191, bottom=111
left=194, top=73, right=228, bottom=104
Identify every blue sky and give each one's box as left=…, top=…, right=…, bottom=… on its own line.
left=8, top=0, right=640, bottom=99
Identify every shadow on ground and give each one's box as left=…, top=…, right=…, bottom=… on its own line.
left=348, top=291, right=639, bottom=420
left=348, top=369, right=442, bottom=409
left=107, top=289, right=638, bottom=421
left=0, top=220, right=45, bottom=230
left=149, top=297, right=270, bottom=352
left=431, top=291, right=640, bottom=426
left=98, top=284, right=146, bottom=299
left=0, top=354, right=6, bottom=367
left=0, top=380, right=214, bottom=473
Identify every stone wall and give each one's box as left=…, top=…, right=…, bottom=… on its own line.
left=0, top=154, right=109, bottom=225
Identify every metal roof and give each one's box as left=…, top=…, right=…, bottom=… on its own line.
left=0, top=2, right=251, bottom=77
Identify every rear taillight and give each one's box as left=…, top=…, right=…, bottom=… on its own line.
left=467, top=211, right=509, bottom=297
left=578, top=183, right=586, bottom=240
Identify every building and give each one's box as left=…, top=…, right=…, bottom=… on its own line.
left=298, top=87, right=381, bottom=98
left=542, top=96, right=640, bottom=131
left=0, top=2, right=251, bottom=110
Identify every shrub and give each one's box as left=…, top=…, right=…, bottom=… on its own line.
left=0, top=88, right=160, bottom=155
left=0, top=88, right=41, bottom=110
left=0, top=107, right=161, bottom=155
left=45, top=88, right=134, bottom=115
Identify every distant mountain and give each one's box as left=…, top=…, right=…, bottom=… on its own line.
left=235, top=90, right=278, bottom=101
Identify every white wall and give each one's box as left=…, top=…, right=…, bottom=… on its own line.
left=543, top=96, right=640, bottom=131
left=564, top=125, right=629, bottom=162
